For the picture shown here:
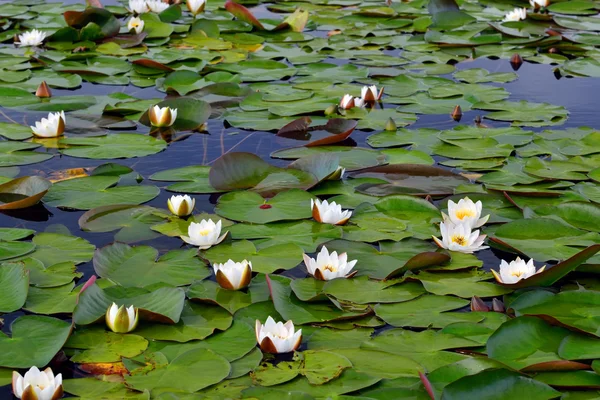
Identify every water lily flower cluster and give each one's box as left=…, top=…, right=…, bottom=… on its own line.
left=127, top=16, right=145, bottom=34
left=15, top=29, right=47, bottom=47
left=338, top=85, right=383, bottom=110
left=432, top=197, right=489, bottom=254
left=106, top=302, right=139, bottom=333
left=149, top=105, right=177, bottom=127
left=339, top=94, right=365, bottom=110
left=181, top=219, right=227, bottom=249
left=255, top=317, right=302, bottom=354
left=213, top=259, right=252, bottom=290
left=303, top=246, right=357, bottom=280
left=30, top=111, right=66, bottom=138
left=311, top=198, right=352, bottom=225
left=12, top=366, right=63, bottom=400
left=187, top=0, right=206, bottom=15
left=168, top=194, right=195, bottom=217
left=503, top=7, right=527, bottom=22
left=492, top=257, right=546, bottom=284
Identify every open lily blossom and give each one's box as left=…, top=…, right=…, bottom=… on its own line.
left=167, top=194, right=195, bottom=217
left=149, top=105, right=177, bottom=127
left=15, top=29, right=47, bottom=47
left=255, top=316, right=302, bottom=354
left=443, top=197, right=489, bottom=229
left=147, top=0, right=170, bottom=13
left=213, top=259, right=252, bottom=290
left=303, top=246, right=357, bottom=281
left=503, top=7, right=527, bottom=22
left=128, top=0, right=149, bottom=13
left=311, top=198, right=352, bottom=225
left=30, top=111, right=66, bottom=138
left=12, top=366, right=63, bottom=400
left=360, top=85, right=384, bottom=103
left=187, top=0, right=206, bottom=15
left=181, top=219, right=227, bottom=249
left=106, top=302, right=139, bottom=333
left=432, top=222, right=488, bottom=253
left=492, top=257, right=546, bottom=284
left=127, top=16, right=144, bottom=34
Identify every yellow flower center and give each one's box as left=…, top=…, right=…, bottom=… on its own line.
left=199, top=229, right=211, bottom=236
left=322, top=264, right=338, bottom=272
left=511, top=271, right=524, bottom=278
left=451, top=235, right=467, bottom=246
left=455, top=208, right=475, bottom=220
left=132, top=22, right=139, bottom=27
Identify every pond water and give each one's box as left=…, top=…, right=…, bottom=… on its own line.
left=0, top=0, right=600, bottom=398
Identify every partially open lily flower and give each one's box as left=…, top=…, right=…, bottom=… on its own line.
left=15, top=29, right=47, bottom=47
left=432, top=222, right=488, bottom=253
left=529, top=0, right=549, bottom=10
left=187, top=0, right=206, bottom=15
left=354, top=97, right=366, bottom=108
left=12, top=366, right=63, bottom=400
left=443, top=197, right=489, bottom=229
left=339, top=94, right=355, bottom=110
left=213, top=259, right=252, bottom=290
left=503, top=7, right=527, bottom=22
left=492, top=257, right=545, bottom=284
left=181, top=219, right=227, bottom=250
left=127, top=16, right=145, bottom=34
left=311, top=198, right=352, bottom=225
left=255, top=316, right=302, bottom=354
left=303, top=246, right=357, bottom=281
left=168, top=194, right=195, bottom=217
left=360, top=85, right=384, bottom=103
left=129, top=0, right=149, bottom=14
left=149, top=105, right=177, bottom=127
left=147, top=0, right=170, bottom=13
left=106, top=302, right=139, bottom=333
left=30, top=111, right=66, bottom=138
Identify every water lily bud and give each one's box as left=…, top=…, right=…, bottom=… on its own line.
left=149, top=105, right=177, bottom=127
left=510, top=53, right=523, bottom=71
left=451, top=105, right=462, bottom=122
left=255, top=316, right=302, bottom=354
left=339, top=94, right=355, bottom=110
left=213, top=259, right=252, bottom=290
left=325, top=166, right=345, bottom=181
left=470, top=296, right=489, bottom=312
left=181, top=219, right=227, bottom=250
left=187, top=0, right=206, bottom=15
left=303, top=246, right=357, bottom=281
left=35, top=81, right=52, bottom=98
left=492, top=298, right=505, bottom=313
left=491, top=257, right=545, bottom=284
left=311, top=198, right=352, bottom=225
left=30, top=111, right=66, bottom=138
left=167, top=194, right=195, bottom=217
left=432, top=222, right=488, bottom=254
left=106, top=302, right=139, bottom=333
left=324, top=104, right=337, bottom=116
left=384, top=117, right=396, bottom=131
left=15, top=29, right=48, bottom=47
left=12, top=366, right=63, bottom=400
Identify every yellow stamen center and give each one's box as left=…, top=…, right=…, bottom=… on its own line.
left=451, top=235, right=467, bottom=246
left=511, top=271, right=524, bottom=278
left=199, top=229, right=211, bottom=236
left=322, top=264, right=338, bottom=272
left=455, top=208, right=475, bottom=220
left=132, top=22, right=139, bottom=27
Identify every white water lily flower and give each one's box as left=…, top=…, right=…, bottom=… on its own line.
left=255, top=316, right=302, bottom=354
left=30, top=111, right=66, bottom=138
left=12, top=366, right=63, bottom=400
left=339, top=94, right=355, bottom=110
left=129, top=0, right=149, bottom=14
left=360, top=85, right=384, bottom=102
left=167, top=194, right=195, bottom=217
left=181, top=219, right=227, bottom=249
left=187, top=0, right=206, bottom=15
left=354, top=97, right=366, bottom=108
left=443, top=197, right=489, bottom=229
left=311, top=198, right=352, bottom=225
left=15, top=29, right=47, bottom=47
left=127, top=16, right=145, bottom=34
left=213, top=259, right=252, bottom=290
left=147, top=0, right=170, bottom=13
left=492, top=257, right=545, bottom=284
left=530, top=0, right=549, bottom=8
left=432, top=222, right=488, bottom=253
left=106, top=302, right=139, bottom=333
left=303, top=246, right=357, bottom=281
left=503, top=7, right=527, bottom=22
left=148, top=105, right=177, bottom=127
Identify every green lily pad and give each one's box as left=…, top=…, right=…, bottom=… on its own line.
left=60, top=134, right=167, bottom=159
